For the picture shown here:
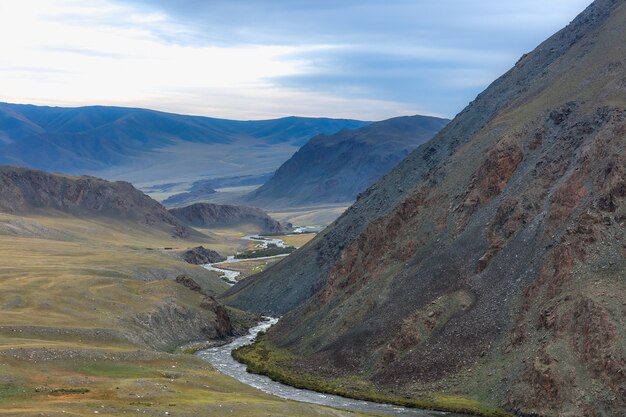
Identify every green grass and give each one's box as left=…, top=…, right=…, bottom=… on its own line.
left=80, top=363, right=156, bottom=379
left=0, top=385, right=29, bottom=404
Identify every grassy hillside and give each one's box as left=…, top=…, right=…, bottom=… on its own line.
left=0, top=212, right=367, bottom=416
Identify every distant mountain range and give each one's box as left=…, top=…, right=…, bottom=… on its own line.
left=245, top=115, right=449, bottom=207
left=0, top=102, right=368, bottom=189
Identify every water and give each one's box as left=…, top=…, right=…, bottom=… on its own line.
left=243, top=234, right=287, bottom=248
left=202, top=234, right=292, bottom=285
left=197, top=318, right=466, bottom=417
left=202, top=261, right=240, bottom=284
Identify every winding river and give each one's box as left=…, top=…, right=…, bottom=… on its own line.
left=201, top=234, right=291, bottom=285
left=197, top=318, right=466, bottom=417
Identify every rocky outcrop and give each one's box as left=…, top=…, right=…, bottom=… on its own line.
left=225, top=1, right=626, bottom=415
left=180, top=247, right=226, bottom=265
left=246, top=115, right=449, bottom=207
left=0, top=166, right=203, bottom=239
left=200, top=296, right=234, bottom=338
left=174, top=274, right=203, bottom=293
left=126, top=302, right=233, bottom=350
left=170, top=203, right=285, bottom=233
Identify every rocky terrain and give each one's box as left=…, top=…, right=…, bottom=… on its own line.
left=247, top=115, right=449, bottom=207
left=179, top=246, right=227, bottom=265
left=225, top=1, right=626, bottom=415
left=170, top=202, right=286, bottom=233
left=0, top=166, right=203, bottom=239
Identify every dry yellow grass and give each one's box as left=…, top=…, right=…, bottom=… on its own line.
left=213, top=257, right=284, bottom=280
left=0, top=212, right=368, bottom=416
left=270, top=233, right=316, bottom=247
left=268, top=204, right=349, bottom=228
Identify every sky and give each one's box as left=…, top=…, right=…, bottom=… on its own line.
left=0, top=0, right=592, bottom=121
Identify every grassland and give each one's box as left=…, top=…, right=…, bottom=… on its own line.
left=268, top=204, right=349, bottom=229
left=212, top=258, right=283, bottom=280
left=0, top=212, right=370, bottom=416
left=268, top=233, right=317, bottom=247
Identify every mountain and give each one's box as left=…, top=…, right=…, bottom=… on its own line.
left=170, top=203, right=285, bottom=233
left=246, top=115, right=449, bottom=207
left=0, top=165, right=203, bottom=239
left=0, top=102, right=368, bottom=188
left=224, top=1, right=626, bottom=415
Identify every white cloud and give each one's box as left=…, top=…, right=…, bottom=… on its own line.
left=0, top=0, right=593, bottom=120
left=0, top=0, right=313, bottom=117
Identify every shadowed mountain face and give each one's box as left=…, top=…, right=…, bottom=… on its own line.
left=224, top=1, right=626, bottom=415
left=0, top=103, right=368, bottom=185
left=246, top=115, right=449, bottom=207
left=170, top=203, right=285, bottom=233
left=0, top=166, right=203, bottom=239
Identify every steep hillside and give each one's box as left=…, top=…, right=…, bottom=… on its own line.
left=0, top=166, right=202, bottom=239
left=0, top=102, right=368, bottom=188
left=225, top=1, right=626, bottom=415
left=246, top=115, right=448, bottom=207
left=170, top=203, right=285, bottom=233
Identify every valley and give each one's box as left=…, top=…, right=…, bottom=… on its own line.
left=2, top=1, right=624, bottom=416
left=0, top=169, right=368, bottom=416
left=0, top=211, right=372, bottom=417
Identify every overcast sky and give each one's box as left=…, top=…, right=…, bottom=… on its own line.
left=0, top=0, right=592, bottom=120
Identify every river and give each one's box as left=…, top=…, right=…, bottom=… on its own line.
left=201, top=234, right=292, bottom=285
left=197, top=318, right=467, bottom=417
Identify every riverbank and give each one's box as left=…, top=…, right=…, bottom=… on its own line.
left=200, top=231, right=311, bottom=285
left=198, top=319, right=466, bottom=417
left=232, top=333, right=515, bottom=417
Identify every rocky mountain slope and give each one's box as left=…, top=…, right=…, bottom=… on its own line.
left=0, top=102, right=368, bottom=189
left=246, top=115, right=448, bottom=207
left=0, top=166, right=203, bottom=239
left=170, top=203, right=285, bottom=233
left=225, top=1, right=626, bottom=415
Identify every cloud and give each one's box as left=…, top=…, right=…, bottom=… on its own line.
left=0, top=0, right=593, bottom=120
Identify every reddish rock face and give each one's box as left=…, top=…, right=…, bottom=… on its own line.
left=457, top=139, right=524, bottom=232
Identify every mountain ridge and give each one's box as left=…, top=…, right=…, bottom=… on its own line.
left=0, top=102, right=369, bottom=186
left=0, top=165, right=204, bottom=240
left=246, top=115, right=449, bottom=207
left=224, top=1, right=626, bottom=415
